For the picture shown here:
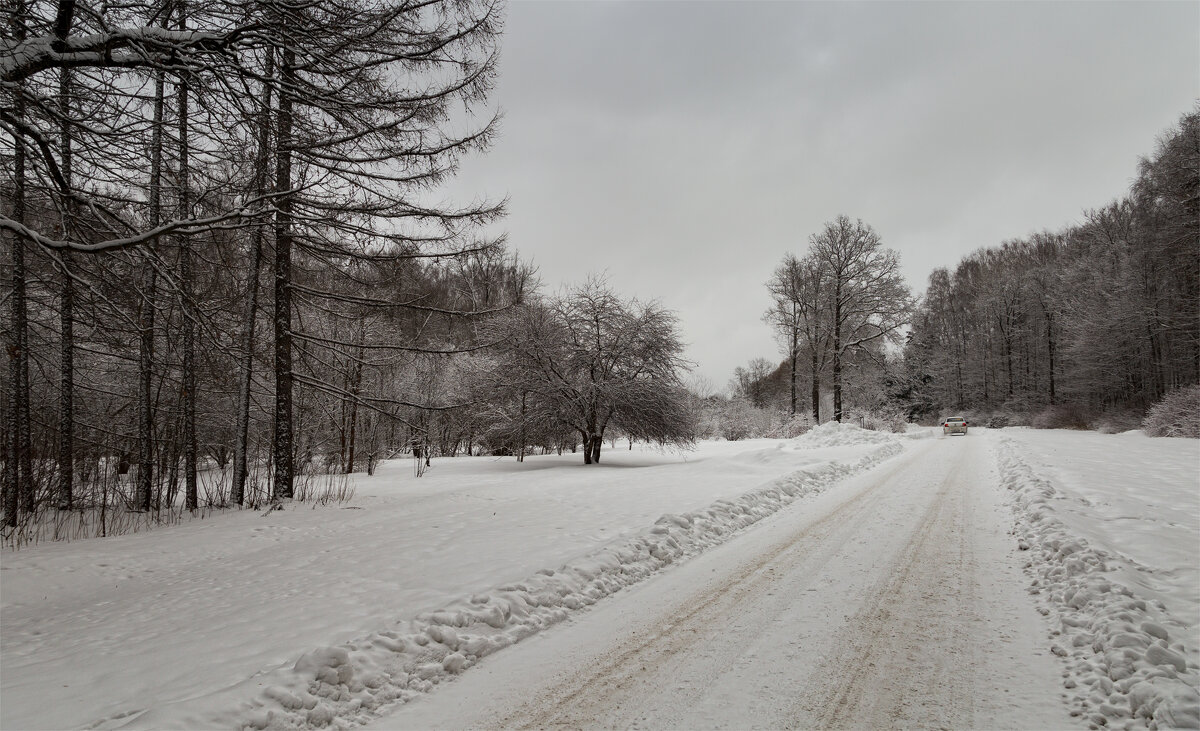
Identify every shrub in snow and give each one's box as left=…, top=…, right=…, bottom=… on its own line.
left=846, top=407, right=908, bottom=433
left=777, top=413, right=814, bottom=439
left=718, top=399, right=757, bottom=441
left=1092, top=409, right=1145, bottom=435
left=1031, top=404, right=1092, bottom=430
left=717, top=398, right=780, bottom=440
left=1142, top=385, right=1200, bottom=438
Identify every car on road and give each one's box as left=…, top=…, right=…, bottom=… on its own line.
left=942, top=417, right=968, bottom=435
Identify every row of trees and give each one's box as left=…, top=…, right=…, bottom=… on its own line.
left=2, top=0, right=514, bottom=528
left=2, top=2, right=702, bottom=538
left=903, top=110, right=1198, bottom=421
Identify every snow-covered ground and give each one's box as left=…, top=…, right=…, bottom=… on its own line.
left=1, top=426, right=902, bottom=730
left=2, top=424, right=1196, bottom=731
left=377, top=429, right=1069, bottom=730
left=996, top=429, right=1200, bottom=729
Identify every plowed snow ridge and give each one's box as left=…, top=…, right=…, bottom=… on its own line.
left=996, top=436, right=1200, bottom=729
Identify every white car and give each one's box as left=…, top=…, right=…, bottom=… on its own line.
left=942, top=417, right=968, bottom=435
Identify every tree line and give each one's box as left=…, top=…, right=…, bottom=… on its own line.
left=902, top=110, right=1198, bottom=426
left=2, top=2, right=700, bottom=537
left=727, top=110, right=1196, bottom=437
left=2, top=0, right=510, bottom=528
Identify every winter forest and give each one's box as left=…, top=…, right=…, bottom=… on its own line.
left=741, top=111, right=1199, bottom=437
left=1, top=1, right=1198, bottom=543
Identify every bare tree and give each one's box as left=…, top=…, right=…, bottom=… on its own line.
left=808, top=216, right=912, bottom=422
left=765, top=253, right=833, bottom=422
left=487, top=279, right=695, bottom=465
left=2, top=0, right=510, bottom=529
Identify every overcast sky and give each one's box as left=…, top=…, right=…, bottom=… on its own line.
left=450, top=0, right=1199, bottom=390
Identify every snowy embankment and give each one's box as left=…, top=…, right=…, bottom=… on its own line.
left=0, top=426, right=906, bottom=731
left=995, top=430, right=1200, bottom=729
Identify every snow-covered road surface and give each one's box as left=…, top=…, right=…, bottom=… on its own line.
left=379, top=435, right=1069, bottom=730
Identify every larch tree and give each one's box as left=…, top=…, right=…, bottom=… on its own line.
left=2, top=0, right=511, bottom=529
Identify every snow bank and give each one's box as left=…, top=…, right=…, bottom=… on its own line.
left=995, top=436, right=1200, bottom=730
left=158, top=439, right=903, bottom=730
left=792, top=421, right=902, bottom=448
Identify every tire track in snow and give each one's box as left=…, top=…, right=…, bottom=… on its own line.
left=802, top=439, right=973, bottom=730
left=383, top=432, right=1069, bottom=730
left=492, top=442, right=940, bottom=729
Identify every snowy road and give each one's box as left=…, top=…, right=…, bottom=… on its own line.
left=380, top=435, right=1071, bottom=729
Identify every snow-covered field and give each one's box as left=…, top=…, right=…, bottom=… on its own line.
left=1, top=426, right=902, bottom=730
left=1, top=424, right=1196, bottom=730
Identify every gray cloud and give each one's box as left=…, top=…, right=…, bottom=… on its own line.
left=451, top=0, right=1199, bottom=388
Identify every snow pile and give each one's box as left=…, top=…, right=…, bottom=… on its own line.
left=791, top=421, right=901, bottom=448
left=167, top=441, right=904, bottom=730
left=995, top=436, right=1199, bottom=730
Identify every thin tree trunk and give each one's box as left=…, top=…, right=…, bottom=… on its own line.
left=344, top=336, right=364, bottom=474
left=232, top=235, right=263, bottom=504
left=1045, top=310, right=1056, bottom=405
left=6, top=4, right=31, bottom=524
left=517, top=392, right=526, bottom=462
left=232, top=51, right=274, bottom=506
left=57, top=67, right=74, bottom=510
left=178, top=2, right=197, bottom=511
left=138, top=38, right=167, bottom=512
left=1002, top=316, right=1014, bottom=400
left=789, top=302, right=797, bottom=417
left=832, top=293, right=843, bottom=422
left=272, top=46, right=296, bottom=500
left=810, top=347, right=820, bottom=423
